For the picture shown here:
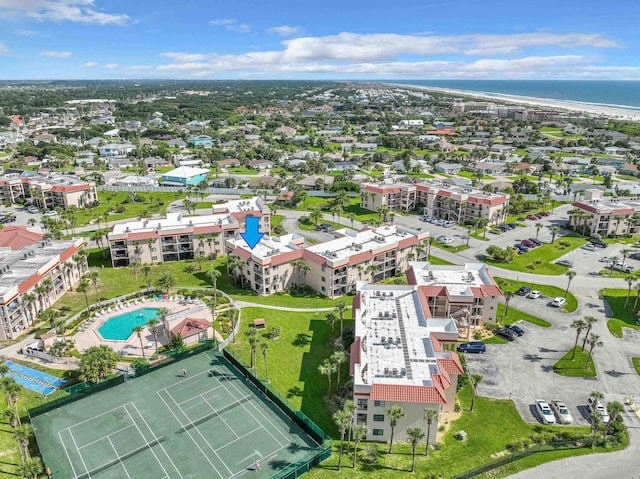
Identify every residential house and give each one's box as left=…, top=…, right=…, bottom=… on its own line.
left=619, top=164, right=638, bottom=177
left=189, top=135, right=214, bottom=147
left=274, top=126, right=296, bottom=137
left=161, top=166, right=209, bottom=187
left=435, top=163, right=462, bottom=175
left=98, top=143, right=135, bottom=159
left=167, top=139, right=187, bottom=149
left=248, top=160, right=274, bottom=170
left=32, top=133, right=57, bottom=145
left=596, top=157, right=627, bottom=170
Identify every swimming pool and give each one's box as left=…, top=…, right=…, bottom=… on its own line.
left=97, top=308, right=161, bottom=341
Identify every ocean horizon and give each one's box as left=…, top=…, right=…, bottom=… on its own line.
left=390, top=80, right=640, bottom=111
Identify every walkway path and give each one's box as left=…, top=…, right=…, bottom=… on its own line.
left=233, top=300, right=343, bottom=312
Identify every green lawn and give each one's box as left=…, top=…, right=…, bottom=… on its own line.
left=485, top=237, right=586, bottom=275
left=75, top=191, right=185, bottom=226
left=430, top=242, right=471, bottom=253
left=497, top=304, right=552, bottom=328
left=457, top=171, right=495, bottom=180
left=633, top=357, right=640, bottom=376
left=600, top=288, right=640, bottom=337
left=553, top=347, right=597, bottom=377
left=496, top=277, right=578, bottom=313
left=427, top=255, right=455, bottom=265
left=227, top=166, right=258, bottom=174
left=298, top=218, right=343, bottom=231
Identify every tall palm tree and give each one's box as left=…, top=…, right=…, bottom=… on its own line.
left=319, top=359, right=337, bottom=393
left=470, top=374, right=483, bottom=411
left=1, top=377, right=22, bottom=407
left=14, top=423, right=34, bottom=461
left=621, top=248, right=631, bottom=266
left=634, top=280, right=640, bottom=309
left=130, top=261, right=141, bottom=290
left=333, top=409, right=351, bottom=472
left=605, top=401, right=624, bottom=436
left=503, top=291, right=514, bottom=320
left=406, top=427, right=425, bottom=473
left=564, top=270, right=576, bottom=298
left=155, top=272, right=176, bottom=294
left=133, top=325, right=146, bottom=359
left=17, top=456, right=43, bottom=479
left=157, top=307, right=171, bottom=344
left=76, top=279, right=90, bottom=310
left=570, top=319, right=587, bottom=360
left=87, top=270, right=100, bottom=306
left=534, top=222, right=543, bottom=239
left=352, top=425, right=368, bottom=469
left=423, top=407, right=438, bottom=455
left=246, top=328, right=257, bottom=370
left=335, top=300, right=347, bottom=339
left=209, top=268, right=221, bottom=308
left=21, top=293, right=36, bottom=325
left=550, top=226, right=559, bottom=244
left=590, top=409, right=602, bottom=447
left=141, top=264, right=152, bottom=292
left=146, top=319, right=160, bottom=354
left=331, top=351, right=346, bottom=391
left=581, top=316, right=598, bottom=351
left=4, top=401, right=23, bottom=429
left=325, top=312, right=338, bottom=333
left=260, top=343, right=270, bottom=382
left=585, top=333, right=603, bottom=368
left=387, top=404, right=406, bottom=454
left=625, top=276, right=635, bottom=307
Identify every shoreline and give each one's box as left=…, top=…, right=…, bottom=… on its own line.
left=384, top=82, right=640, bottom=122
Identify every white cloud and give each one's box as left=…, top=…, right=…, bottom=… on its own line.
left=103, top=63, right=118, bottom=68
left=209, top=18, right=250, bottom=33
left=126, top=65, right=152, bottom=70
left=83, top=61, right=98, bottom=67
left=267, top=25, right=302, bottom=36
left=40, top=50, right=71, bottom=58
left=0, top=0, right=130, bottom=25
left=0, top=42, right=8, bottom=54
left=160, top=52, right=207, bottom=62
left=14, top=29, right=38, bottom=36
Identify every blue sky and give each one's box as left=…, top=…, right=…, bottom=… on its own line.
left=0, top=0, right=638, bottom=79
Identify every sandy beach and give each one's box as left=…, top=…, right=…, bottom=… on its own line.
left=387, top=83, right=640, bottom=122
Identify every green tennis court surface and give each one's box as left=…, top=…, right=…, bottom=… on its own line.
left=32, top=351, right=320, bottom=478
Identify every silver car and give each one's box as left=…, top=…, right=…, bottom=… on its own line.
left=551, top=400, right=573, bottom=424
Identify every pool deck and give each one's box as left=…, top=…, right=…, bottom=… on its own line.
left=72, top=299, right=217, bottom=357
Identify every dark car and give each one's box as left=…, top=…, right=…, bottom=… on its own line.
left=537, top=211, right=550, bottom=217
left=457, top=342, right=486, bottom=353
left=590, top=240, right=608, bottom=248
left=516, top=286, right=531, bottom=296
left=515, top=244, right=530, bottom=253
left=526, top=215, right=538, bottom=220
left=506, top=223, right=518, bottom=228
left=506, top=324, right=525, bottom=336
left=521, top=239, right=536, bottom=248
left=529, top=238, right=542, bottom=246
left=495, top=327, right=518, bottom=341
left=630, top=253, right=640, bottom=261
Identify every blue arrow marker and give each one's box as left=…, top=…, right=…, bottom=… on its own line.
left=240, top=216, right=265, bottom=249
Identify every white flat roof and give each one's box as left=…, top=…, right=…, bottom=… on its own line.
left=355, top=285, right=457, bottom=387
left=228, top=234, right=302, bottom=259
left=111, top=212, right=233, bottom=235
left=162, top=166, right=209, bottom=178
left=410, top=261, right=494, bottom=295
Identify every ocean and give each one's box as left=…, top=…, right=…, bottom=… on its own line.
left=391, top=80, right=640, bottom=111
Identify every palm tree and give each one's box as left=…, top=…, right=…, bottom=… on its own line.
left=335, top=300, right=347, bottom=339
left=1, top=377, right=22, bottom=406
left=141, top=264, right=152, bottom=292
left=625, top=276, right=635, bottom=307
left=585, top=333, right=603, bottom=368
left=331, top=351, right=346, bottom=391
left=423, top=407, right=438, bottom=455
left=581, top=316, right=598, bottom=351
left=348, top=212, right=356, bottom=229
left=325, top=312, right=338, bottom=333
left=209, top=268, right=221, bottom=308
left=605, top=401, right=624, bottom=436
left=352, top=424, right=368, bottom=469
left=634, top=280, right=640, bottom=310
left=4, top=401, right=23, bottom=429
left=406, top=427, right=425, bottom=473
left=503, top=291, right=514, bottom=320
left=87, top=270, right=100, bottom=306
left=155, top=272, right=176, bottom=294
left=75, top=279, right=90, bottom=310
left=246, top=328, right=257, bottom=370
left=133, top=325, right=146, bottom=359
left=550, top=226, right=559, bottom=244
left=621, top=248, right=631, bottom=266
left=319, top=359, right=337, bottom=393
left=564, top=270, right=576, bottom=298
left=333, top=409, right=351, bottom=472
left=14, top=423, right=34, bottom=461
left=260, top=342, right=270, bottom=382
left=309, top=206, right=322, bottom=225
left=470, top=373, right=483, bottom=411
left=534, top=222, right=543, bottom=239
left=146, top=319, right=160, bottom=354
left=387, top=404, right=406, bottom=454
left=17, top=456, right=43, bottom=479
left=21, top=293, right=36, bottom=325
left=590, top=409, right=602, bottom=447
left=570, top=319, right=587, bottom=360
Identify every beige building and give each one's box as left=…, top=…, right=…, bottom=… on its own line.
left=0, top=238, right=88, bottom=340
left=225, top=225, right=430, bottom=298
left=361, top=181, right=510, bottom=224
left=571, top=189, right=640, bottom=237
left=0, top=174, right=97, bottom=209
left=108, top=198, right=271, bottom=267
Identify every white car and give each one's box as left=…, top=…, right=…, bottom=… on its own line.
left=536, top=400, right=556, bottom=424
left=528, top=290, right=542, bottom=299
left=443, top=220, right=455, bottom=228
left=43, top=210, right=58, bottom=216
left=599, top=256, right=612, bottom=263
left=587, top=397, right=610, bottom=423
left=551, top=297, right=567, bottom=307
left=438, top=237, right=454, bottom=245
left=551, top=400, right=573, bottom=424
left=27, top=206, right=38, bottom=213
left=581, top=243, right=597, bottom=251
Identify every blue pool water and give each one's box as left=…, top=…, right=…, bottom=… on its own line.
left=97, top=308, right=160, bottom=341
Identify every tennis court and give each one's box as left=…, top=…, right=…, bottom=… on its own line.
left=32, top=350, right=321, bottom=478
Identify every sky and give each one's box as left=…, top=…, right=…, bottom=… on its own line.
left=0, top=0, right=639, bottom=80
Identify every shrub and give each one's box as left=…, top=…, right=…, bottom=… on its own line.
left=362, top=446, right=378, bottom=465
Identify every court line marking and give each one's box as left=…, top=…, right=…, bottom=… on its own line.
left=129, top=402, right=185, bottom=479
left=58, top=429, right=79, bottom=479
left=163, top=387, right=234, bottom=476
left=106, top=436, right=132, bottom=479
left=176, top=384, right=223, bottom=406
left=211, top=365, right=288, bottom=447
left=200, top=392, right=239, bottom=439
left=123, top=406, right=174, bottom=479
left=156, top=388, right=225, bottom=479
left=62, top=403, right=132, bottom=432
left=68, top=429, right=92, bottom=478
left=77, top=425, right=135, bottom=449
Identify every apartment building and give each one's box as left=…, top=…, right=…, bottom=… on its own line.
left=0, top=174, right=97, bottom=209
left=350, top=282, right=463, bottom=443
left=570, top=189, right=640, bottom=236
left=108, top=197, right=271, bottom=267
left=361, top=181, right=510, bottom=224
left=225, top=225, right=430, bottom=298
left=0, top=238, right=87, bottom=340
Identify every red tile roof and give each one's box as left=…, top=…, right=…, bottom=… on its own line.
left=0, top=227, right=43, bottom=250
left=171, top=317, right=211, bottom=338
left=349, top=338, right=361, bottom=375
left=19, top=274, right=43, bottom=294
left=371, top=383, right=447, bottom=404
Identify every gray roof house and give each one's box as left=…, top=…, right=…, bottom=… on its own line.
left=434, top=162, right=462, bottom=175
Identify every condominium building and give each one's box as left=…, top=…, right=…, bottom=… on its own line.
left=570, top=189, right=640, bottom=236
left=0, top=174, right=97, bottom=209
left=108, top=197, right=270, bottom=267
left=225, top=225, right=430, bottom=298
left=0, top=238, right=87, bottom=340
left=350, top=282, right=463, bottom=443
left=361, top=181, right=510, bottom=224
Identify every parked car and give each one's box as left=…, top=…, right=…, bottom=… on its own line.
left=522, top=239, right=536, bottom=248
left=630, top=253, right=640, bottom=260
left=506, top=324, right=525, bottom=336
left=551, top=297, right=567, bottom=307
left=506, top=223, right=518, bottom=229
left=443, top=220, right=455, bottom=228
left=556, top=259, right=574, bottom=267
left=526, top=215, right=538, bottom=220
left=581, top=243, right=597, bottom=251
left=27, top=206, right=38, bottom=213
left=436, top=235, right=446, bottom=242
left=421, top=216, right=431, bottom=222
left=590, top=240, right=608, bottom=248
left=528, top=290, right=542, bottom=299
left=537, top=211, right=550, bottom=217
left=599, top=256, right=612, bottom=263
left=587, top=396, right=610, bottom=423
left=611, top=262, right=635, bottom=273
left=536, top=400, right=556, bottom=424
left=494, top=327, right=518, bottom=341
left=551, top=400, right=573, bottom=424
left=438, top=237, right=454, bottom=245
left=516, top=286, right=531, bottom=296
left=43, top=210, right=58, bottom=217
left=515, top=244, right=529, bottom=253
left=457, top=342, right=486, bottom=354
left=529, top=238, right=542, bottom=246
